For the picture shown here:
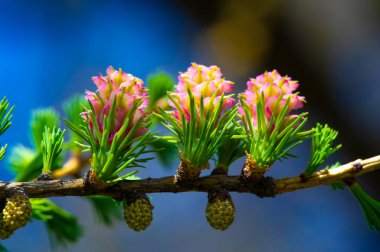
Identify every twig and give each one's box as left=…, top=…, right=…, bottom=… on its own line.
left=1, top=155, right=379, bottom=199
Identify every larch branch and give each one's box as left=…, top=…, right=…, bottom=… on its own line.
left=1, top=155, right=379, bottom=199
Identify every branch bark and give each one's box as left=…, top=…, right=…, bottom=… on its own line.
left=1, top=155, right=379, bottom=199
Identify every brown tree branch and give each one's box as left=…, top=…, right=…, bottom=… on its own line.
left=1, top=155, right=379, bottom=199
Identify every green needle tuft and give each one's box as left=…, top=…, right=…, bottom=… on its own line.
left=41, top=127, right=65, bottom=174
left=304, top=123, right=342, bottom=176
left=0, top=97, right=14, bottom=161
left=348, top=181, right=380, bottom=232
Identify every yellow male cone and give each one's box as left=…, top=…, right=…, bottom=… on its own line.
left=123, top=192, right=153, bottom=232
left=0, top=188, right=32, bottom=239
left=206, top=190, right=235, bottom=230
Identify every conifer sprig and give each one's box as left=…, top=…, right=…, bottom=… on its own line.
left=0, top=97, right=13, bottom=137
left=304, top=123, right=341, bottom=176
left=9, top=109, right=61, bottom=181
left=0, top=97, right=14, bottom=161
left=0, top=146, right=6, bottom=161
left=65, top=98, right=154, bottom=182
left=156, top=90, right=238, bottom=168
left=239, top=94, right=313, bottom=169
left=41, top=127, right=65, bottom=174
left=348, top=181, right=380, bottom=232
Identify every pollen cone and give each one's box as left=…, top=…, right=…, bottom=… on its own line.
left=0, top=188, right=32, bottom=239
left=206, top=190, right=235, bottom=231
left=123, top=192, right=153, bottom=232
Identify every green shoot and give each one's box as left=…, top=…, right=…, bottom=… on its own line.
left=155, top=89, right=238, bottom=168
left=65, top=98, right=154, bottom=182
left=0, top=97, right=14, bottom=136
left=239, top=94, right=313, bottom=169
left=304, top=123, right=342, bottom=176
left=0, top=97, right=14, bottom=161
left=349, top=182, right=380, bottom=232
left=8, top=108, right=64, bottom=181
left=0, top=145, right=6, bottom=161
left=41, top=127, right=65, bottom=174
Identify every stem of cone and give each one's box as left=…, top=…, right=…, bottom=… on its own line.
left=240, top=155, right=270, bottom=183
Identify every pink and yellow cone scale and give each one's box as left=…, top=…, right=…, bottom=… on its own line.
left=239, top=70, right=305, bottom=130
left=83, top=66, right=149, bottom=145
left=169, top=63, right=234, bottom=123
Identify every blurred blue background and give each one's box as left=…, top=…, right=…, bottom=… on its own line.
left=1, top=0, right=380, bottom=251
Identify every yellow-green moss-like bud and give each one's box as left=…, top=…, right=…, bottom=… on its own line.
left=1, top=189, right=32, bottom=234
left=123, top=192, right=153, bottom=232
left=0, top=198, right=13, bottom=240
left=0, top=227, right=13, bottom=240
left=206, top=190, right=235, bottom=231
